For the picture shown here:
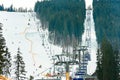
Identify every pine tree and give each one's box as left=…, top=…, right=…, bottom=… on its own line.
left=101, top=38, right=113, bottom=80
left=0, top=23, right=5, bottom=74
left=14, top=48, right=26, bottom=80
left=0, top=37, right=6, bottom=75
left=97, top=37, right=119, bottom=80
left=0, top=23, right=11, bottom=76
left=7, top=5, right=15, bottom=12
left=0, top=4, right=4, bottom=11
left=3, top=47, right=12, bottom=76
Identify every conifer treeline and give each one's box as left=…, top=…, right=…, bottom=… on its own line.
left=34, top=0, right=86, bottom=46
left=0, top=4, right=15, bottom=12
left=0, top=4, right=32, bottom=12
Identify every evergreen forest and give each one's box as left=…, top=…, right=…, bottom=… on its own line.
left=34, top=0, right=86, bottom=46
left=93, top=0, right=120, bottom=79
left=34, top=0, right=120, bottom=79
left=93, top=0, right=120, bottom=47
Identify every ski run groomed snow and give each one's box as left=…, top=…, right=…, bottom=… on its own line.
left=0, top=11, right=62, bottom=79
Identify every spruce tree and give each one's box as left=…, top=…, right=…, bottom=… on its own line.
left=14, top=48, right=26, bottom=80
left=97, top=37, right=119, bottom=80
left=113, top=48, right=120, bottom=80
left=101, top=38, right=114, bottom=80
left=0, top=23, right=5, bottom=74
left=0, top=37, right=6, bottom=75
left=0, top=23, right=11, bottom=76
left=3, top=47, right=12, bottom=76
left=0, top=4, right=4, bottom=11
left=96, top=48, right=103, bottom=80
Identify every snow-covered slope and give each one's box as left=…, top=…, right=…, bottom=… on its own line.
left=82, top=10, right=97, bottom=75
left=0, top=9, right=98, bottom=79
left=0, top=11, right=62, bottom=79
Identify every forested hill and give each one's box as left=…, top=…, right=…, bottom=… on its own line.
left=34, top=0, right=85, bottom=46
left=93, top=0, right=120, bottom=46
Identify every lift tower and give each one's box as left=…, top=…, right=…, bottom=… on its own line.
left=55, top=53, right=79, bottom=80
left=73, top=6, right=92, bottom=80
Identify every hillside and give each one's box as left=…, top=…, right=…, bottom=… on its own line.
left=93, top=0, right=120, bottom=46
left=0, top=11, right=62, bottom=79
left=34, top=0, right=86, bottom=46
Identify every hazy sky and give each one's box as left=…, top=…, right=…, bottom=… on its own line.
left=0, top=0, right=41, bottom=9
left=0, top=0, right=92, bottom=9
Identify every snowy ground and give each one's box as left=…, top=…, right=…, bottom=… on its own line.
left=0, top=8, right=97, bottom=79
left=0, top=11, right=62, bottom=79
left=82, top=10, right=98, bottom=75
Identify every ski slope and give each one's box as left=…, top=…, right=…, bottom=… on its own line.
left=0, top=9, right=97, bottom=80
left=82, top=10, right=98, bottom=75
left=0, top=11, right=62, bottom=79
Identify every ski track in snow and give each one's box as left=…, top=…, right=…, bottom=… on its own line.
left=0, top=11, right=62, bottom=79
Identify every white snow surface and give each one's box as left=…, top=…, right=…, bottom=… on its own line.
left=82, top=10, right=98, bottom=75
left=0, top=8, right=97, bottom=79
left=0, top=11, right=62, bottom=79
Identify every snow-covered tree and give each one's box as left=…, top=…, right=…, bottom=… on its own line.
left=0, top=24, right=6, bottom=74
left=3, top=47, right=12, bottom=76
left=14, top=48, right=26, bottom=80
left=0, top=23, right=11, bottom=76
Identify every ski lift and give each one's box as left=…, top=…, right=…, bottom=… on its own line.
left=36, top=69, right=37, bottom=71
left=42, top=41, right=44, bottom=46
left=39, top=65, right=42, bottom=68
left=42, top=34, right=45, bottom=46
left=85, top=52, right=91, bottom=61
left=28, top=23, right=30, bottom=25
